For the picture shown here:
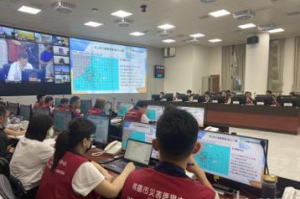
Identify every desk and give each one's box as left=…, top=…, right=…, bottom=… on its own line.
left=145, top=101, right=300, bottom=135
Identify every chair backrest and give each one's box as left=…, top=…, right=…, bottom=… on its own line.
left=0, top=158, right=9, bottom=180
left=0, top=174, right=15, bottom=199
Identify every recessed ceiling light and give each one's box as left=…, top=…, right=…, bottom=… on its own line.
left=209, top=9, right=230, bottom=18
left=18, top=6, right=41, bottom=15
left=268, top=28, right=285, bottom=33
left=162, top=39, right=176, bottom=43
left=190, top=33, right=205, bottom=38
left=209, top=38, right=222, bottom=43
left=238, top=23, right=256, bottom=29
left=111, top=10, right=132, bottom=18
left=84, top=21, right=103, bottom=27
left=157, top=24, right=175, bottom=30
left=130, top=32, right=145, bottom=36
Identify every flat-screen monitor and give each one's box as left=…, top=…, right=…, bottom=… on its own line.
left=19, top=104, right=31, bottom=120
left=177, top=106, right=205, bottom=127
left=80, top=99, right=92, bottom=114
left=164, top=93, right=173, bottom=101
left=7, top=102, right=19, bottom=117
left=122, top=121, right=158, bottom=159
left=232, top=95, right=246, bottom=105
left=151, top=94, right=160, bottom=101
left=277, top=96, right=300, bottom=107
left=54, top=98, right=62, bottom=107
left=211, top=96, right=225, bottom=104
left=53, top=110, right=72, bottom=132
left=255, top=95, right=273, bottom=106
left=146, top=105, right=164, bottom=122
left=86, top=114, right=110, bottom=144
left=178, top=94, right=189, bottom=102
left=195, top=130, right=268, bottom=187
left=0, top=25, right=71, bottom=95
left=70, top=37, right=147, bottom=94
left=117, top=102, right=134, bottom=117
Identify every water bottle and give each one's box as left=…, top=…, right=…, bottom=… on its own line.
left=262, top=174, right=278, bottom=199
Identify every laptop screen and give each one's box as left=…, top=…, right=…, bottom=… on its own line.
left=125, top=139, right=153, bottom=165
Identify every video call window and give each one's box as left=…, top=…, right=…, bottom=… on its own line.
left=53, top=36, right=69, bottom=47
left=53, top=46, right=69, bottom=56
left=35, top=33, right=53, bottom=44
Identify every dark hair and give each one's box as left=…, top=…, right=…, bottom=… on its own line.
left=70, top=96, right=80, bottom=105
left=266, top=90, right=272, bottom=94
left=37, top=95, right=45, bottom=102
left=204, top=91, right=210, bottom=95
left=245, top=91, right=251, bottom=95
left=25, top=115, right=53, bottom=142
left=94, top=98, right=106, bottom=109
left=156, top=108, right=199, bottom=160
left=18, top=53, right=28, bottom=59
left=60, top=98, right=69, bottom=105
left=0, top=106, right=7, bottom=117
left=160, top=92, right=164, bottom=95
left=187, top=90, right=192, bottom=94
left=51, top=118, right=96, bottom=170
left=45, top=96, right=54, bottom=104
left=136, top=101, right=147, bottom=109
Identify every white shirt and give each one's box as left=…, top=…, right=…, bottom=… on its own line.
left=72, top=162, right=105, bottom=197
left=10, top=137, right=54, bottom=191
left=7, top=61, right=33, bottom=81
left=141, top=113, right=150, bottom=124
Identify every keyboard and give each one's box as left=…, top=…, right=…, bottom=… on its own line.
left=103, top=159, right=145, bottom=174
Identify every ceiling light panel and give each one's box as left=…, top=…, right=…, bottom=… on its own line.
left=157, top=24, right=175, bottom=30
left=111, top=10, right=132, bottom=18
left=238, top=23, right=256, bottom=29
left=209, top=9, right=230, bottom=18
left=84, top=21, right=103, bottom=27
left=209, top=38, right=222, bottom=43
left=268, top=28, right=285, bottom=33
left=18, top=6, right=41, bottom=15
left=190, top=33, right=205, bottom=38
left=130, top=32, right=145, bottom=36
left=162, top=39, right=176, bottom=43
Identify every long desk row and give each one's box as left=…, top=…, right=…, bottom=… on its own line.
left=145, top=101, right=300, bottom=135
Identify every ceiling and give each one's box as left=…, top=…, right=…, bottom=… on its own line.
left=0, top=0, right=300, bottom=48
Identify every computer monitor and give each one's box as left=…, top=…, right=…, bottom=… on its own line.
left=211, top=96, right=225, bottom=104
left=146, top=105, right=164, bottom=122
left=178, top=94, right=189, bottom=102
left=255, top=95, right=273, bottom=106
left=193, top=94, right=200, bottom=101
left=164, top=93, right=174, bottom=102
left=232, top=95, right=246, bottom=105
left=117, top=102, right=134, bottom=117
left=53, top=110, right=72, bottom=132
left=177, top=106, right=205, bottom=127
left=19, top=104, right=31, bottom=120
left=198, top=95, right=206, bottom=103
left=86, top=114, right=110, bottom=144
left=7, top=102, right=19, bottom=117
left=55, top=98, right=62, bottom=107
left=33, top=107, right=50, bottom=116
left=194, top=130, right=268, bottom=187
left=80, top=99, right=92, bottom=114
left=122, top=121, right=158, bottom=159
left=151, top=94, right=160, bottom=101
left=277, top=96, right=300, bottom=107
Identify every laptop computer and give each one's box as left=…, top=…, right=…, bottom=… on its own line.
left=103, top=139, right=153, bottom=174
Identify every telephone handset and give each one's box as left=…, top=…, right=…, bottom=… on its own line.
left=91, top=141, right=122, bottom=157
left=282, top=187, right=297, bottom=199
left=104, top=141, right=122, bottom=155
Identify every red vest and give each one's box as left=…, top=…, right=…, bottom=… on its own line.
left=69, top=106, right=82, bottom=118
left=87, top=107, right=104, bottom=115
left=124, top=108, right=143, bottom=123
left=55, top=106, right=70, bottom=111
left=121, top=168, right=215, bottom=199
left=33, top=102, right=43, bottom=109
left=37, top=152, right=101, bottom=199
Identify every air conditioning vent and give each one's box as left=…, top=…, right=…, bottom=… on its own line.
left=258, top=23, right=276, bottom=31
left=53, top=1, right=75, bottom=13
left=157, top=29, right=171, bottom=37
left=114, top=18, right=133, bottom=27
left=233, top=9, right=255, bottom=20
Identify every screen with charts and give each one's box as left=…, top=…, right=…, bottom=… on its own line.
left=19, top=105, right=31, bottom=120
left=53, top=110, right=72, bottom=132
left=146, top=105, right=164, bottom=122
left=194, top=131, right=267, bottom=186
left=117, top=102, right=134, bottom=117
left=122, top=121, right=159, bottom=159
left=86, top=114, right=110, bottom=144
left=125, top=140, right=153, bottom=165
left=177, top=106, right=205, bottom=127
left=70, top=38, right=148, bottom=94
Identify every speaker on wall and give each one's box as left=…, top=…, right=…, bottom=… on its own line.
left=247, top=36, right=259, bottom=45
left=164, top=47, right=176, bottom=58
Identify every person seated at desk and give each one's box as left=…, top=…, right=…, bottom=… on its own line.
left=124, top=101, right=150, bottom=124
left=266, top=90, right=273, bottom=96
left=6, top=53, right=33, bottom=82
left=121, top=108, right=216, bottom=199
left=187, top=89, right=193, bottom=101
left=174, top=92, right=180, bottom=101
left=69, top=96, right=83, bottom=118
left=87, top=97, right=107, bottom=115
left=159, top=92, right=165, bottom=100
left=37, top=118, right=135, bottom=199
left=42, top=96, right=55, bottom=114
left=0, top=106, right=10, bottom=160
left=271, top=95, right=281, bottom=107
left=3, top=108, right=26, bottom=137
left=40, top=44, right=54, bottom=82
left=204, top=91, right=211, bottom=103
left=55, top=98, right=70, bottom=111
left=34, top=95, right=46, bottom=109
left=221, top=91, right=231, bottom=104
left=245, top=91, right=254, bottom=106
left=10, top=115, right=54, bottom=198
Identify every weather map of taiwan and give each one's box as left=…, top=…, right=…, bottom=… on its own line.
left=70, top=38, right=147, bottom=94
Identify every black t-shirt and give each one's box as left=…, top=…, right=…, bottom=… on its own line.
left=0, top=127, right=7, bottom=157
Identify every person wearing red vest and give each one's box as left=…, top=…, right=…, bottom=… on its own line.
left=69, top=96, right=83, bottom=118
left=87, top=97, right=107, bottom=115
left=245, top=91, right=254, bottom=106
left=55, top=98, right=70, bottom=111
left=33, top=95, right=45, bottom=109
left=121, top=108, right=217, bottom=199
left=37, top=118, right=135, bottom=199
left=124, top=101, right=150, bottom=123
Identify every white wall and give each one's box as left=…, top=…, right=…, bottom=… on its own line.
left=2, top=47, right=165, bottom=105
left=282, top=37, right=295, bottom=95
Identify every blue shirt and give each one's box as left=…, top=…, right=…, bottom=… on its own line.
left=40, top=50, right=54, bottom=62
